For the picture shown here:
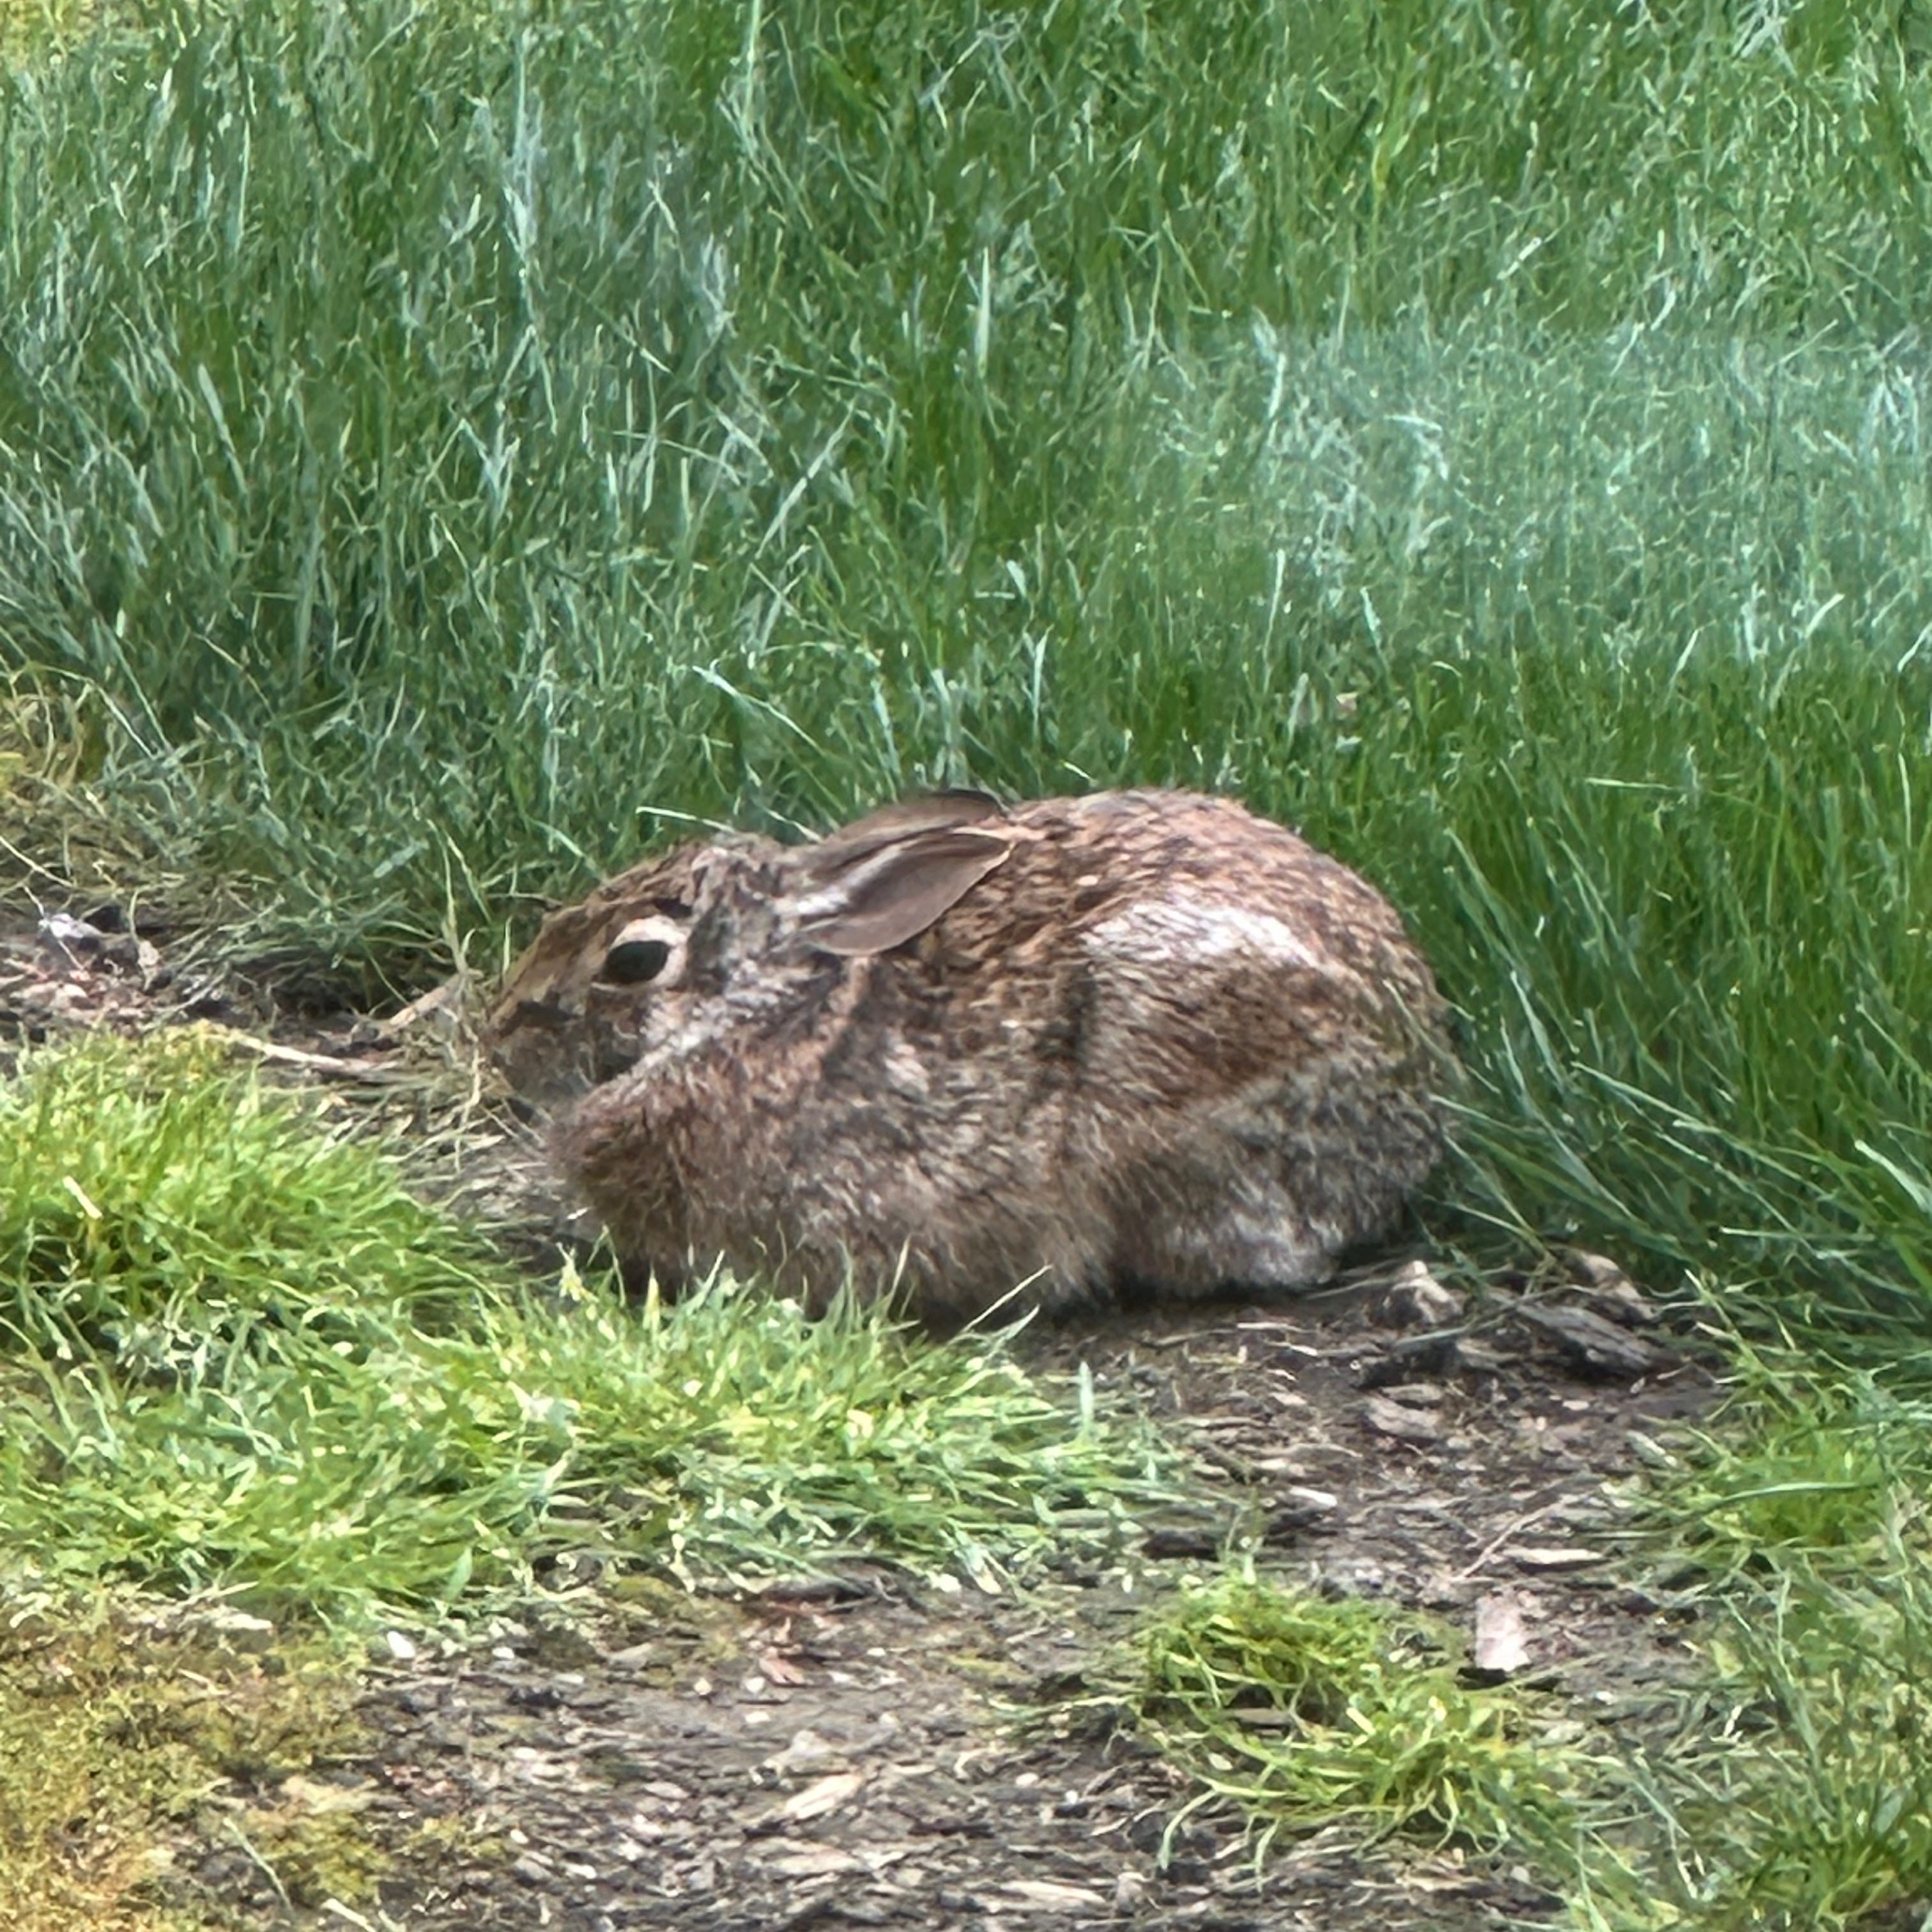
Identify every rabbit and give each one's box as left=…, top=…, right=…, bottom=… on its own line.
left=485, top=788, right=1454, bottom=1324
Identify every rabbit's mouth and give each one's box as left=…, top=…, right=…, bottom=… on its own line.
left=491, top=997, right=613, bottom=1109
left=588, top=1027, right=645, bottom=1087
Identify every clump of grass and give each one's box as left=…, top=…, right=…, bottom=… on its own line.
left=1638, top=1565, right=1932, bottom=1932
left=0, top=1271, right=1170, bottom=1614
left=0, top=1034, right=1168, bottom=1620
left=0, top=1028, right=500, bottom=1374
left=482, top=1272, right=1162, bottom=1588
left=1126, top=1574, right=1578, bottom=1862
left=1581, top=1367, right=1932, bottom=1931
left=1636, top=1360, right=1932, bottom=1586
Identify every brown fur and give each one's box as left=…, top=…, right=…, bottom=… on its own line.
left=485, top=790, right=1455, bottom=1322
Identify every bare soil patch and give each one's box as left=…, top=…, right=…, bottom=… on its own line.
left=160, top=1289, right=1712, bottom=1932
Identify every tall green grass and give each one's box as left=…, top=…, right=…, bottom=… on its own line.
left=3, top=0, right=1932, bottom=1323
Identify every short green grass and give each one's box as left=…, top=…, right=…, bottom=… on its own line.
left=0, top=1033, right=1170, bottom=1620
left=1126, top=1574, right=1578, bottom=1863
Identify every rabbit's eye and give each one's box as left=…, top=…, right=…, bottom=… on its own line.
left=601, top=937, right=671, bottom=985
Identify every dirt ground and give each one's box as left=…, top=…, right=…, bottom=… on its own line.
left=4, top=908, right=1718, bottom=1931
left=212, top=1287, right=1710, bottom=1932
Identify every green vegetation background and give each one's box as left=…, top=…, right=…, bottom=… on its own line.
left=8, top=0, right=1931, bottom=1327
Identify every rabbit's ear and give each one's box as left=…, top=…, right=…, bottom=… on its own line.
left=794, top=827, right=1013, bottom=955
left=801, top=790, right=1005, bottom=882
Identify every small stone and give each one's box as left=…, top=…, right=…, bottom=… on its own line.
left=1375, top=1259, right=1466, bottom=1330
left=206, top=1609, right=275, bottom=1655
left=1570, top=1252, right=1663, bottom=1328
left=1282, top=1484, right=1338, bottom=1512
left=37, top=912, right=104, bottom=968
left=382, top=1629, right=419, bottom=1661
left=1469, top=1591, right=1531, bottom=1680
left=1572, top=1250, right=1632, bottom=1290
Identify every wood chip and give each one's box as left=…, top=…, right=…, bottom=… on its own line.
left=1450, top=1337, right=1513, bottom=1374
left=1377, top=1379, right=1448, bottom=1406
left=770, top=1769, right=867, bottom=1825
left=1513, top=1303, right=1673, bottom=1379
left=1262, top=1486, right=1339, bottom=1542
left=1361, top=1331, right=1457, bottom=1385
left=760, top=1729, right=843, bottom=1777
left=1509, top=1544, right=1600, bottom=1571
left=998, top=1879, right=1109, bottom=1910
left=763, top=1846, right=864, bottom=1878
left=1470, top=1591, right=1531, bottom=1678
left=1360, top=1395, right=1446, bottom=1445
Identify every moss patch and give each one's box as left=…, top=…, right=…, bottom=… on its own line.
left=0, top=1599, right=366, bottom=1930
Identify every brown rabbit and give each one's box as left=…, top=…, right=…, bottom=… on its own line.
left=486, top=789, right=1453, bottom=1323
